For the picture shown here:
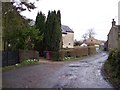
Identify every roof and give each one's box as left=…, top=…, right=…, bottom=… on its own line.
left=80, top=43, right=87, bottom=46
left=61, top=25, right=74, bottom=33
left=28, top=20, right=74, bottom=33
left=85, top=42, right=95, bottom=46
left=86, top=37, right=98, bottom=41
left=108, top=25, right=120, bottom=36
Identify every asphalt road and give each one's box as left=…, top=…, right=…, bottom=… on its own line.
left=2, top=52, right=114, bottom=88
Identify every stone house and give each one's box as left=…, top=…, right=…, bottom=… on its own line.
left=61, top=25, right=74, bottom=48
left=83, top=37, right=101, bottom=47
left=28, top=20, right=74, bottom=49
left=107, top=19, right=120, bottom=50
left=103, top=40, right=108, bottom=51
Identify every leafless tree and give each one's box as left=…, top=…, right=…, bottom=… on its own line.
left=82, top=33, right=88, bottom=41
left=87, top=28, right=96, bottom=38
left=82, top=28, right=96, bottom=41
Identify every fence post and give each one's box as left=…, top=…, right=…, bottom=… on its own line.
left=7, top=51, right=8, bottom=66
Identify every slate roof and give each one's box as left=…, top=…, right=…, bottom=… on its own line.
left=28, top=20, right=74, bottom=33
left=61, top=25, right=74, bottom=33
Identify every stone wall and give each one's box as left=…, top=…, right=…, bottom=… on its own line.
left=108, top=26, right=119, bottom=50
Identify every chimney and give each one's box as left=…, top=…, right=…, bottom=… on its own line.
left=112, top=19, right=116, bottom=27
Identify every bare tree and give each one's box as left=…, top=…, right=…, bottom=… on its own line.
left=82, top=33, right=88, bottom=41
left=82, top=28, right=96, bottom=41
left=87, top=28, right=96, bottom=38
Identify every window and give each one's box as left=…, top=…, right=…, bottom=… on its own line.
left=69, top=42, right=70, bottom=45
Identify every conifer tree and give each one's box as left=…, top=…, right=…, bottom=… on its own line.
left=44, top=10, right=62, bottom=51
left=35, top=11, right=46, bottom=51
left=35, top=10, right=62, bottom=52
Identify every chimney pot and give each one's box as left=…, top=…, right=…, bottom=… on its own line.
left=112, top=19, right=116, bottom=27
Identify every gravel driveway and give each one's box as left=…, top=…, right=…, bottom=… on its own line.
left=2, top=52, right=114, bottom=88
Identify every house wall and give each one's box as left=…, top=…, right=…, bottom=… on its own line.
left=62, top=32, right=74, bottom=48
left=118, top=26, right=120, bottom=51
left=86, top=38, right=100, bottom=45
left=108, top=26, right=119, bottom=50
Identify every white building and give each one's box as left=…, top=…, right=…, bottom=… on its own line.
left=61, top=25, right=74, bottom=48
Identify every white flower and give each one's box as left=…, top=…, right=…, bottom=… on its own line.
left=65, top=57, right=67, bottom=59
left=34, top=59, right=36, bottom=61
left=28, top=60, right=30, bottom=62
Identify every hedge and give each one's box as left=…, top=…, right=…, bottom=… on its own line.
left=104, top=49, right=120, bottom=88
left=59, top=46, right=96, bottom=60
left=46, top=46, right=96, bottom=61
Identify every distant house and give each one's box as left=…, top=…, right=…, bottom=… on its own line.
left=107, top=19, right=120, bottom=50
left=85, top=37, right=100, bottom=45
left=86, top=42, right=95, bottom=46
left=103, top=40, right=108, bottom=51
left=61, top=25, right=74, bottom=48
left=28, top=20, right=74, bottom=49
left=83, top=37, right=101, bottom=47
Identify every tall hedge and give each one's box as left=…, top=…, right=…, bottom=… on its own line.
left=45, top=10, right=62, bottom=51
left=35, top=10, right=62, bottom=52
left=107, top=49, right=120, bottom=77
left=105, top=49, right=120, bottom=87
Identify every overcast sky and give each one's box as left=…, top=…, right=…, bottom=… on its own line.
left=21, top=0, right=120, bottom=41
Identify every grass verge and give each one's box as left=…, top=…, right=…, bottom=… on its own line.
left=2, top=59, right=39, bottom=72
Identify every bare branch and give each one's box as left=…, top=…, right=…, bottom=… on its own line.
left=87, top=28, right=96, bottom=38
left=82, top=33, right=88, bottom=41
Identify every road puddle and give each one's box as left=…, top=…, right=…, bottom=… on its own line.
left=59, top=73, right=77, bottom=79
left=68, top=64, right=81, bottom=67
left=68, top=63, right=89, bottom=68
left=79, top=61, right=88, bottom=63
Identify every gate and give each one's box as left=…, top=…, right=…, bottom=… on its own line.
left=2, top=51, right=19, bottom=67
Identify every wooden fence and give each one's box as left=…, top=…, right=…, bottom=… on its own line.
left=2, top=50, right=39, bottom=67
left=2, top=51, right=19, bottom=67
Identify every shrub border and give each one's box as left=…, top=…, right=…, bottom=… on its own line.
left=102, top=61, right=120, bottom=88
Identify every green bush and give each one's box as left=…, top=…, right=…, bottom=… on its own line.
left=50, top=51, right=59, bottom=61
left=21, top=59, right=39, bottom=65
left=51, top=46, right=96, bottom=61
left=107, top=49, right=120, bottom=72
left=58, top=50, right=65, bottom=60
left=58, top=49, right=74, bottom=60
left=105, top=49, right=120, bottom=87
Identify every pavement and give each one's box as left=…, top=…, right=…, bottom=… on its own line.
left=2, top=52, right=114, bottom=88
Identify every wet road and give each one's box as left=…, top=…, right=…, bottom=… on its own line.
left=3, top=52, right=113, bottom=88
